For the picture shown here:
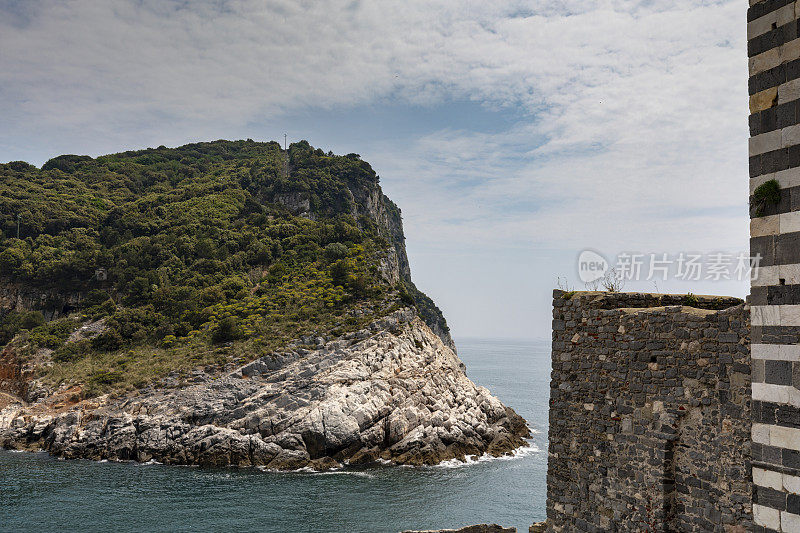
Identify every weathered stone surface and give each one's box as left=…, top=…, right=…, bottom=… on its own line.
left=0, top=309, right=528, bottom=469
left=546, top=291, right=752, bottom=532
left=750, top=87, right=778, bottom=113
left=0, top=281, right=96, bottom=322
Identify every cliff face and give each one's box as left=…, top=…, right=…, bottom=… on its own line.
left=269, top=148, right=455, bottom=351
left=0, top=282, right=92, bottom=322
left=380, top=194, right=455, bottom=351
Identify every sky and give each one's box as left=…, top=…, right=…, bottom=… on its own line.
left=0, top=0, right=751, bottom=340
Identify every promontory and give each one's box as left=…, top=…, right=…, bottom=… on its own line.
left=0, top=140, right=528, bottom=469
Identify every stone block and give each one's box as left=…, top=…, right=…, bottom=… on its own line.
left=784, top=305, right=800, bottom=326
left=749, top=4, right=796, bottom=40
left=766, top=360, right=794, bottom=385
left=781, top=211, right=800, bottom=234
left=753, top=305, right=781, bottom=326
left=783, top=509, right=800, bottom=531
left=753, top=504, right=781, bottom=529
left=771, top=425, right=800, bottom=451
left=755, top=466, right=785, bottom=491
left=752, top=129, right=783, bottom=156
left=782, top=264, right=800, bottom=285
left=753, top=265, right=780, bottom=287
left=750, top=47, right=781, bottom=76
left=780, top=78, right=800, bottom=104
left=753, top=214, right=781, bottom=237
left=754, top=423, right=772, bottom=445
left=782, top=38, right=800, bottom=65
left=783, top=124, right=800, bottom=148
left=784, top=472, right=800, bottom=497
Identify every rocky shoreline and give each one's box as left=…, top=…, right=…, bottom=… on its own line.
left=402, top=525, right=516, bottom=533
left=402, top=522, right=546, bottom=532
left=0, top=308, right=529, bottom=469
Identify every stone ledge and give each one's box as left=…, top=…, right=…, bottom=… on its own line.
left=553, top=290, right=744, bottom=311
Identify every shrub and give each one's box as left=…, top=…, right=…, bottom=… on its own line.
left=324, top=242, right=349, bottom=260
left=399, top=287, right=415, bottom=306
left=53, top=340, right=91, bottom=363
left=92, top=329, right=124, bottom=351
left=19, top=311, right=45, bottom=330
left=41, top=154, right=93, bottom=172
left=6, top=161, right=35, bottom=172
left=752, top=179, right=781, bottom=217
left=29, top=318, right=79, bottom=349
left=84, top=289, right=111, bottom=307
left=212, top=317, right=243, bottom=343
left=0, top=247, right=25, bottom=271
left=331, top=259, right=350, bottom=286
left=92, top=298, right=117, bottom=318
left=601, top=268, right=625, bottom=292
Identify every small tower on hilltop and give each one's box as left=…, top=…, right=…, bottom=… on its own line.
left=282, top=133, right=289, bottom=178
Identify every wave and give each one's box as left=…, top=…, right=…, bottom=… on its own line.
left=1, top=448, right=46, bottom=454
left=138, top=459, right=164, bottom=466
left=370, top=440, right=540, bottom=470
left=311, top=470, right=376, bottom=479
left=255, top=464, right=376, bottom=478
left=431, top=442, right=540, bottom=469
left=256, top=465, right=314, bottom=474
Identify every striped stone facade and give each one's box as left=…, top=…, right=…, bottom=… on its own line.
left=749, top=1, right=800, bottom=531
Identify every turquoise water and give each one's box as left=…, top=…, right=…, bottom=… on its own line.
left=0, top=338, right=550, bottom=533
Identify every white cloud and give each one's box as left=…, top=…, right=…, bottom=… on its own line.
left=0, top=0, right=751, bottom=336
left=360, top=0, right=749, bottom=254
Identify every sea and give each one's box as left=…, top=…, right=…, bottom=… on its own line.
left=0, top=338, right=551, bottom=533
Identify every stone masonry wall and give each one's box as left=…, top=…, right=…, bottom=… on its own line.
left=546, top=291, right=751, bottom=532
left=748, top=0, right=800, bottom=530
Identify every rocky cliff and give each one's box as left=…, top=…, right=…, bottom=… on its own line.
left=0, top=309, right=528, bottom=468
left=0, top=140, right=526, bottom=467
left=268, top=145, right=454, bottom=351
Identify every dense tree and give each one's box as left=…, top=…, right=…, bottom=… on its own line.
left=0, top=141, right=414, bottom=395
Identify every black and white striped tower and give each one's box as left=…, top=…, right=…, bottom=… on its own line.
left=749, top=1, right=800, bottom=530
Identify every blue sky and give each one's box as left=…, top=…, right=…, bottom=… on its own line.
left=0, top=0, right=751, bottom=340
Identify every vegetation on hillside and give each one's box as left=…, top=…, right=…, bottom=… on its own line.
left=0, top=140, right=445, bottom=396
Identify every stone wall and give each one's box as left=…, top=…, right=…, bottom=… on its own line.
left=748, top=0, right=800, bottom=530
left=546, top=291, right=751, bottom=532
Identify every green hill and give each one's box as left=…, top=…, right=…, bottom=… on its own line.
left=0, top=140, right=451, bottom=397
